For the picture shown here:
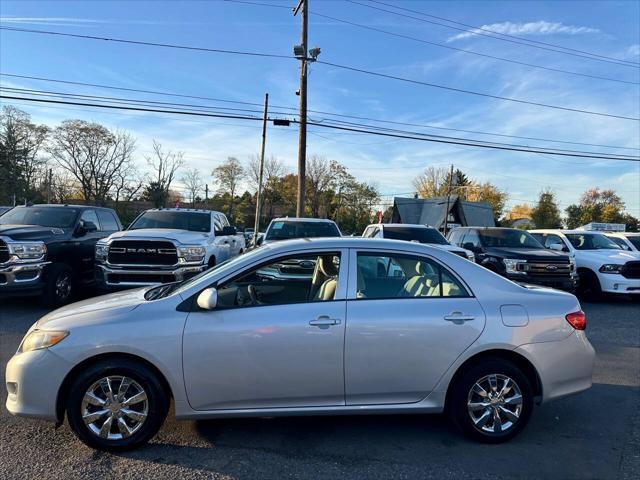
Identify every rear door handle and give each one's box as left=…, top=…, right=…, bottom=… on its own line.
left=444, top=311, right=475, bottom=323
left=309, top=315, right=341, bottom=326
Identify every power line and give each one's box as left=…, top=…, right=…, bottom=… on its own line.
left=366, top=0, right=640, bottom=67
left=226, top=0, right=636, bottom=85
left=4, top=93, right=638, bottom=162
left=0, top=26, right=293, bottom=59
left=316, top=60, right=640, bottom=121
left=3, top=73, right=638, bottom=151
left=349, top=0, right=640, bottom=69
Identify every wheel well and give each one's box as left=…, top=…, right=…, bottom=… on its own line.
left=55, top=352, right=173, bottom=424
left=208, top=255, right=216, bottom=267
left=445, top=349, right=543, bottom=407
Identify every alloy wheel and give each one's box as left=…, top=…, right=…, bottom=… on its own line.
left=467, top=374, right=523, bottom=434
left=81, top=376, right=149, bottom=440
left=55, top=273, right=72, bottom=301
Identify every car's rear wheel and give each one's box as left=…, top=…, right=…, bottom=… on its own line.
left=448, top=359, right=533, bottom=443
left=66, top=360, right=168, bottom=451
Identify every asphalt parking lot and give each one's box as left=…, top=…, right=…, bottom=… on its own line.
left=0, top=295, right=638, bottom=480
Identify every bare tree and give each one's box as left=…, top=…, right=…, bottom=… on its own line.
left=247, top=154, right=286, bottom=225
left=48, top=120, right=136, bottom=206
left=50, top=169, right=79, bottom=203
left=306, top=155, right=336, bottom=217
left=412, top=166, right=450, bottom=199
left=144, top=140, right=184, bottom=205
left=213, top=157, right=245, bottom=221
left=181, top=167, right=204, bottom=205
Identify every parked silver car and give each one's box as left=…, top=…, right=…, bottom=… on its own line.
left=6, top=238, right=595, bottom=450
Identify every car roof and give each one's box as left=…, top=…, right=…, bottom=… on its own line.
left=270, top=217, right=337, bottom=223
left=11, top=204, right=113, bottom=211
left=145, top=208, right=218, bottom=214
left=530, top=229, right=608, bottom=235
left=606, top=232, right=640, bottom=237
left=368, top=223, right=435, bottom=229
left=259, top=236, right=451, bottom=252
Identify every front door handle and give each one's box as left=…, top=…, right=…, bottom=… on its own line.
left=309, top=315, right=341, bottom=326
left=444, top=311, right=475, bottom=323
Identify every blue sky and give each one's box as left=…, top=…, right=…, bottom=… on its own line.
left=1, top=0, right=638, bottom=215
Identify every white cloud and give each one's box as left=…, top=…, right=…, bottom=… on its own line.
left=626, top=44, right=640, bottom=57
left=447, top=21, right=600, bottom=42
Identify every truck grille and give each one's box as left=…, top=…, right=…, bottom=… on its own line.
left=0, top=240, right=8, bottom=263
left=277, top=259, right=315, bottom=276
left=107, top=240, right=177, bottom=266
left=621, top=261, right=640, bottom=279
left=518, top=261, right=571, bottom=276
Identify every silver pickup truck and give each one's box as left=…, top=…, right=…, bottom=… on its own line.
left=95, top=208, right=245, bottom=290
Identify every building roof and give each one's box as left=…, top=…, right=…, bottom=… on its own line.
left=392, top=196, right=495, bottom=228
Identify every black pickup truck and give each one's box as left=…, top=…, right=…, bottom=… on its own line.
left=0, top=205, right=121, bottom=306
left=448, top=227, right=578, bottom=291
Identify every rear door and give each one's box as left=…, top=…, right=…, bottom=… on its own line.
left=345, top=248, right=485, bottom=405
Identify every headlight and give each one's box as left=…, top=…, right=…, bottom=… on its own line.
left=178, top=246, right=206, bottom=262
left=503, top=258, right=527, bottom=274
left=95, top=243, right=109, bottom=260
left=599, top=264, right=623, bottom=274
left=8, top=241, right=47, bottom=260
left=18, top=330, right=68, bottom=353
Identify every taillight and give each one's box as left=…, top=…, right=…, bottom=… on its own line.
left=566, top=311, right=586, bottom=330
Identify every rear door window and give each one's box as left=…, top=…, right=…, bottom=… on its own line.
left=97, top=210, right=120, bottom=231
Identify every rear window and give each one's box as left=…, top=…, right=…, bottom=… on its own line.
left=266, top=220, right=341, bottom=240
left=129, top=211, right=211, bottom=232
left=384, top=226, right=449, bottom=245
left=97, top=210, right=120, bottom=231
left=628, top=236, right=640, bottom=250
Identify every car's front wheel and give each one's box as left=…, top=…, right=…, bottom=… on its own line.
left=66, top=360, right=168, bottom=451
left=448, top=359, right=533, bottom=443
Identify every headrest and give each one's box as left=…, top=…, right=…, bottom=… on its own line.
left=318, top=255, right=339, bottom=277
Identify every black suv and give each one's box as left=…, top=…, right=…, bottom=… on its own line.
left=448, top=227, right=577, bottom=291
left=0, top=205, right=121, bottom=306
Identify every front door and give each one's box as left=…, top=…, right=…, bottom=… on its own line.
left=182, top=250, right=347, bottom=410
left=345, top=249, right=486, bottom=405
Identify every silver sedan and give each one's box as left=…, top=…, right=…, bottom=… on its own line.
left=6, top=238, right=595, bottom=450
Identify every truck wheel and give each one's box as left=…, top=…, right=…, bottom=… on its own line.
left=42, top=264, right=74, bottom=307
left=577, top=270, right=601, bottom=301
left=207, top=256, right=216, bottom=269
left=66, top=359, right=168, bottom=451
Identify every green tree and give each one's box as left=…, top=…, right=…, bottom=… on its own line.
left=565, top=188, right=630, bottom=228
left=531, top=190, right=562, bottom=228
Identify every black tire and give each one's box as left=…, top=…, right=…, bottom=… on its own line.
left=576, top=269, right=602, bottom=301
left=207, top=256, right=216, bottom=269
left=66, top=360, right=169, bottom=451
left=447, top=358, right=533, bottom=443
left=42, top=263, right=74, bottom=307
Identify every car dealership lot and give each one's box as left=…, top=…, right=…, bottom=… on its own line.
left=1, top=295, right=638, bottom=480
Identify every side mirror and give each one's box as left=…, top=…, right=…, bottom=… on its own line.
left=197, top=287, right=218, bottom=310
left=256, top=235, right=264, bottom=245
left=84, top=221, right=98, bottom=233
left=462, top=242, right=478, bottom=252
left=549, top=243, right=565, bottom=252
left=217, top=226, right=237, bottom=236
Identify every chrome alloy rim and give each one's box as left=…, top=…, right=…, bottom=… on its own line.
left=467, top=374, right=523, bottom=434
left=81, top=376, right=148, bottom=440
left=55, top=273, right=72, bottom=300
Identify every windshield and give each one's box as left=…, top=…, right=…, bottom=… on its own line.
left=129, top=211, right=210, bottom=232
left=384, top=226, right=449, bottom=245
left=265, top=220, right=341, bottom=240
left=0, top=206, right=78, bottom=228
left=478, top=229, right=543, bottom=249
left=608, top=236, right=631, bottom=250
left=565, top=233, right=621, bottom=250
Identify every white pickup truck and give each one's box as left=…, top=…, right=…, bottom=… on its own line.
left=530, top=229, right=640, bottom=298
left=95, top=208, right=245, bottom=290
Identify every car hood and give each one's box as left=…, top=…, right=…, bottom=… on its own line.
left=0, top=224, right=69, bottom=241
left=105, top=228, right=209, bottom=244
left=35, top=288, right=147, bottom=330
left=483, top=247, right=569, bottom=261
left=576, top=249, right=640, bottom=263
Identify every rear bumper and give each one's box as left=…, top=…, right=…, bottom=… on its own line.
left=96, top=263, right=207, bottom=291
left=516, top=330, right=595, bottom=403
left=0, top=261, right=50, bottom=295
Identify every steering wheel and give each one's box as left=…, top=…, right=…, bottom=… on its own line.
left=247, top=284, right=262, bottom=305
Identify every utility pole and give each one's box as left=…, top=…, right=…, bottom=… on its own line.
left=294, top=0, right=308, bottom=217
left=205, top=184, right=209, bottom=204
left=253, top=93, right=269, bottom=248
left=442, top=164, right=455, bottom=237
left=46, top=168, right=53, bottom=204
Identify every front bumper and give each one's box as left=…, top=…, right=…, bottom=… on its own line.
left=0, top=261, right=50, bottom=295
left=597, top=273, right=640, bottom=294
left=516, top=330, right=595, bottom=403
left=506, top=272, right=578, bottom=291
left=6, top=347, right=71, bottom=422
left=96, top=263, right=207, bottom=290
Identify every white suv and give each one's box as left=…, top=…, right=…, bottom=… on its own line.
left=530, top=229, right=640, bottom=298
left=96, top=208, right=245, bottom=290
left=606, top=232, right=640, bottom=253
